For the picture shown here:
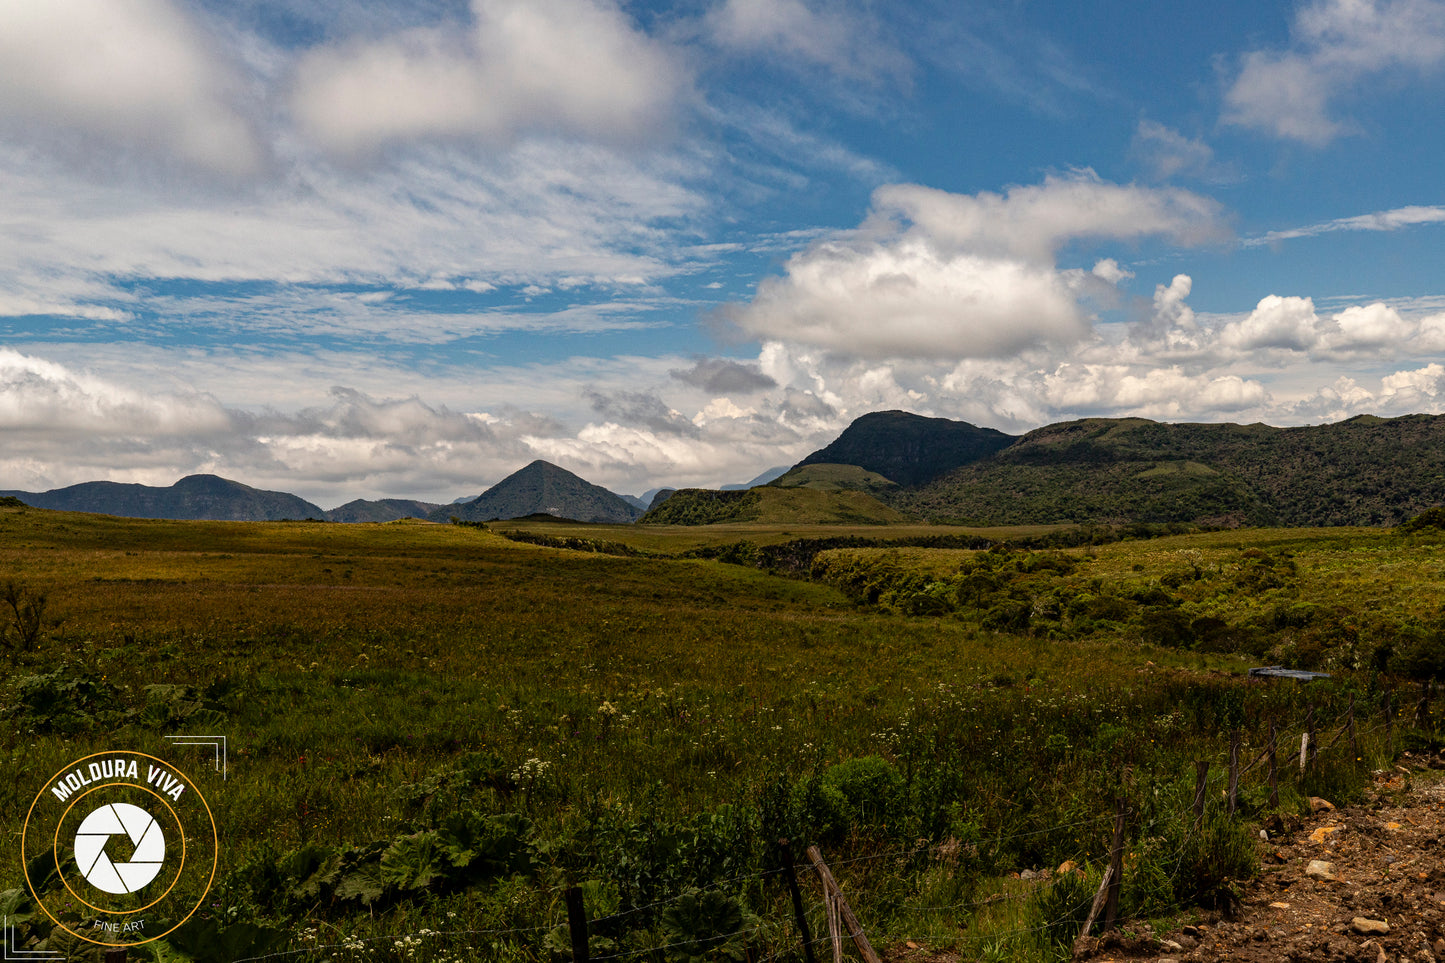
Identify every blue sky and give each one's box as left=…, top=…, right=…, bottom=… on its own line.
left=2, top=0, right=1444, bottom=506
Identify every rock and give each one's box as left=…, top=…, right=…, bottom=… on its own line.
left=1020, top=869, right=1038, bottom=880
left=1310, top=796, right=1337, bottom=812
left=1162, top=940, right=1184, bottom=952
left=1261, top=829, right=1270, bottom=840
left=1306, top=860, right=1338, bottom=880
left=1435, top=938, right=1445, bottom=958
left=1271, top=901, right=1293, bottom=909
left=1058, top=859, right=1081, bottom=875
left=1352, top=918, right=1390, bottom=936
left=1361, top=940, right=1387, bottom=963
left=1311, top=825, right=1342, bottom=843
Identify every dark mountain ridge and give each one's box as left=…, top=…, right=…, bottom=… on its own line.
left=890, top=413, right=1445, bottom=527
left=434, top=459, right=642, bottom=524
left=792, top=410, right=1015, bottom=487
left=0, top=474, right=326, bottom=521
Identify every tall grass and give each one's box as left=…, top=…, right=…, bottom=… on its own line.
left=0, top=506, right=1427, bottom=961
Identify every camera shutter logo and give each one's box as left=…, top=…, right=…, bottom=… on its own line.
left=21, top=750, right=219, bottom=949
left=73, top=802, right=166, bottom=895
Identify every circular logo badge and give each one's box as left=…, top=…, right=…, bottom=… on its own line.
left=22, top=751, right=218, bottom=948
left=74, top=802, right=166, bottom=895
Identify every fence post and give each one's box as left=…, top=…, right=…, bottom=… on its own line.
left=1386, top=690, right=1395, bottom=755
left=1228, top=730, right=1240, bottom=817
left=806, top=846, right=882, bottom=963
left=1348, top=694, right=1358, bottom=765
left=1267, top=719, right=1278, bottom=809
left=778, top=839, right=818, bottom=963
left=1192, top=761, right=1208, bottom=831
left=1306, top=705, right=1317, bottom=775
left=566, top=885, right=589, bottom=963
left=1073, top=864, right=1115, bottom=957
left=1103, top=796, right=1126, bottom=932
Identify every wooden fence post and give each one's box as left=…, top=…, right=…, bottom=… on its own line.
left=1386, top=690, right=1395, bottom=755
left=1267, top=720, right=1279, bottom=809
left=778, top=840, right=818, bottom=963
left=1348, top=694, right=1358, bottom=765
left=1102, top=796, right=1126, bottom=932
left=1228, top=730, right=1240, bottom=816
left=806, top=846, right=882, bottom=963
left=1073, top=864, right=1115, bottom=957
left=566, top=885, right=589, bottom=963
left=1192, top=760, right=1208, bottom=831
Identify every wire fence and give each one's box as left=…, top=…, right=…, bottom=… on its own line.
left=28, top=682, right=1436, bottom=963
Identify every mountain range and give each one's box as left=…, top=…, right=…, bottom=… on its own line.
left=7, top=410, right=1445, bottom=527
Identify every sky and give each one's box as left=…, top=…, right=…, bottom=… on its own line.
left=2, top=0, right=1444, bottom=507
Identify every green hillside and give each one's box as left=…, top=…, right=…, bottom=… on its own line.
left=768, top=462, right=899, bottom=494
left=892, top=413, right=1445, bottom=526
left=639, top=485, right=908, bottom=525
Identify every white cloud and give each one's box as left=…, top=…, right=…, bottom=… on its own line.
left=1220, top=295, right=1322, bottom=352
left=0, top=1, right=262, bottom=174
left=704, top=0, right=909, bottom=84
left=0, top=139, right=708, bottom=330
left=1247, top=204, right=1445, bottom=246
left=1131, top=120, right=1220, bottom=181
left=730, top=237, right=1088, bottom=358
left=1041, top=364, right=1268, bottom=416
left=1224, top=0, right=1445, bottom=144
left=1325, top=301, right=1412, bottom=350
left=1091, top=259, right=1133, bottom=285
left=0, top=348, right=230, bottom=438
left=1380, top=362, right=1445, bottom=400
left=722, top=171, right=1225, bottom=359
left=290, top=0, right=687, bottom=154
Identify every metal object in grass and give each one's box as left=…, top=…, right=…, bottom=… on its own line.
left=1248, top=666, right=1332, bottom=681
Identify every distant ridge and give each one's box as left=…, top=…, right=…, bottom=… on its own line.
left=794, top=410, right=1015, bottom=487
left=435, top=460, right=642, bottom=524
left=0, top=474, right=325, bottom=521
left=639, top=486, right=906, bottom=525
left=894, top=413, right=1445, bottom=527
left=327, top=498, right=444, bottom=523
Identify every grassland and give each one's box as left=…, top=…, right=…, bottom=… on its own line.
left=1, top=504, right=1438, bottom=962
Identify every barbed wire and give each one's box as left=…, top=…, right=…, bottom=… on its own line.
left=218, top=690, right=1434, bottom=963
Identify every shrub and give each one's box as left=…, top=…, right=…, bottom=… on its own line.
left=1, top=580, right=47, bottom=656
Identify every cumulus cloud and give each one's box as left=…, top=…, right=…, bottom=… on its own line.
left=0, top=1, right=262, bottom=174
left=290, top=0, right=687, bottom=154
left=1042, top=364, right=1269, bottom=416
left=1220, top=295, right=1322, bottom=352
left=0, top=348, right=230, bottom=438
left=720, top=171, right=1225, bottom=359
left=1224, top=0, right=1445, bottom=144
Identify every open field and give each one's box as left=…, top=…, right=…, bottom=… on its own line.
left=2, top=504, right=1440, bottom=962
